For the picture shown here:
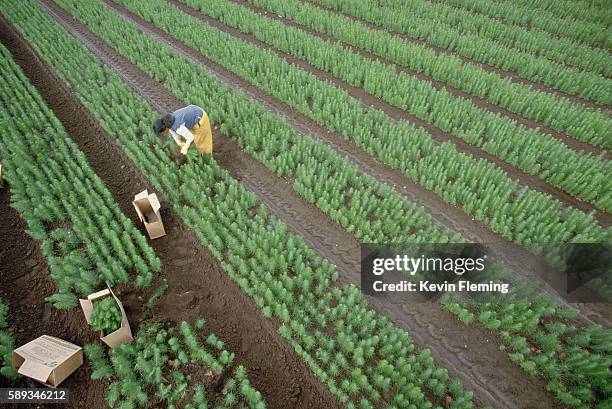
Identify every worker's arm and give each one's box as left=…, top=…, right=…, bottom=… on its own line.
left=168, top=128, right=185, bottom=147
left=176, top=124, right=195, bottom=155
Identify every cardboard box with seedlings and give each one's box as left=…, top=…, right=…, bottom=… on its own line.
left=132, top=189, right=166, bottom=239
left=12, top=335, right=83, bottom=387
left=80, top=286, right=133, bottom=348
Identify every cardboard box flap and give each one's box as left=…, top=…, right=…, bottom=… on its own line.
left=16, top=359, right=54, bottom=384
left=107, top=286, right=130, bottom=328
left=80, top=285, right=133, bottom=348
left=79, top=298, right=93, bottom=325
left=12, top=335, right=82, bottom=387
left=148, top=193, right=161, bottom=213
left=80, top=289, right=111, bottom=325
left=133, top=190, right=161, bottom=212
left=133, top=189, right=149, bottom=201
left=132, top=189, right=166, bottom=239
left=133, top=191, right=161, bottom=221
left=133, top=200, right=146, bottom=223
left=88, top=288, right=112, bottom=302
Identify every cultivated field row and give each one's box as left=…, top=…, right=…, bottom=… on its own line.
left=303, top=0, right=612, bottom=106
left=435, top=0, right=610, bottom=49
left=235, top=0, right=610, bottom=154
left=3, top=1, right=489, bottom=407
left=86, top=0, right=612, bottom=316
left=1, top=0, right=610, bottom=408
left=5, top=0, right=612, bottom=406
left=31, top=2, right=569, bottom=406
left=170, top=0, right=612, bottom=216
left=344, top=0, right=611, bottom=76
left=98, top=0, right=612, bottom=235
left=0, top=27, right=332, bottom=408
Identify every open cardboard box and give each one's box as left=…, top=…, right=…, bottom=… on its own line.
left=80, top=286, right=133, bottom=348
left=12, top=335, right=83, bottom=388
left=133, top=189, right=166, bottom=239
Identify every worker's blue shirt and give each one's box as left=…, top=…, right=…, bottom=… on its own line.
left=170, top=105, right=204, bottom=131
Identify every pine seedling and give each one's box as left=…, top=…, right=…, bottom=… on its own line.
left=90, top=297, right=122, bottom=335
left=45, top=292, right=78, bottom=309
left=84, top=343, right=114, bottom=380
left=0, top=300, right=8, bottom=329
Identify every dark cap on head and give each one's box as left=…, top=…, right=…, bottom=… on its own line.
left=152, top=113, right=174, bottom=135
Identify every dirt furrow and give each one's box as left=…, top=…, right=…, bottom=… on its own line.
left=0, top=14, right=340, bottom=409
left=94, top=0, right=612, bottom=328
left=164, top=0, right=611, bottom=225
left=37, top=1, right=573, bottom=407
left=231, top=0, right=610, bottom=159
left=300, top=0, right=612, bottom=114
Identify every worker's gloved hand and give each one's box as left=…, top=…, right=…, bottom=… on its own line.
left=180, top=145, right=189, bottom=155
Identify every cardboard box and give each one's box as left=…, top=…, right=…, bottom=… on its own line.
left=80, top=286, right=133, bottom=348
left=133, top=189, right=166, bottom=239
left=12, top=335, right=83, bottom=388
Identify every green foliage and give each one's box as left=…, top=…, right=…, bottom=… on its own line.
left=244, top=0, right=611, bottom=150
left=45, top=292, right=79, bottom=309
left=10, top=0, right=470, bottom=401
left=90, top=297, right=122, bottom=336
left=306, top=0, right=611, bottom=105
left=84, top=343, right=114, bottom=380
left=182, top=0, right=612, bottom=209
left=85, top=320, right=262, bottom=409
left=0, top=44, right=161, bottom=303
left=0, top=299, right=18, bottom=380
left=113, top=0, right=612, bottom=229
left=22, top=1, right=612, bottom=406
left=438, top=0, right=610, bottom=49
left=219, top=366, right=267, bottom=409
left=0, top=300, right=8, bottom=329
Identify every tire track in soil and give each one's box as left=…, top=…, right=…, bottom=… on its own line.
left=169, top=0, right=611, bottom=225
left=97, top=0, right=611, bottom=329
left=40, top=1, right=566, bottom=407
left=301, top=0, right=612, bottom=114
left=231, top=0, right=611, bottom=160
left=0, top=14, right=340, bottom=409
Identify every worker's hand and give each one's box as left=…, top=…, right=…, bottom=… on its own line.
left=180, top=145, right=189, bottom=155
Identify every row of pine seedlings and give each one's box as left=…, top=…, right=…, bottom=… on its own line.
left=0, top=42, right=266, bottom=409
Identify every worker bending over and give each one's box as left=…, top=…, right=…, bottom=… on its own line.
left=152, top=104, right=213, bottom=155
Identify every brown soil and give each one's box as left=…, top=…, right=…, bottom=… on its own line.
left=301, top=0, right=612, bottom=113
left=169, top=0, right=610, bottom=225
left=32, top=2, right=568, bottom=407
left=232, top=0, right=611, bottom=160
left=0, top=15, right=340, bottom=409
